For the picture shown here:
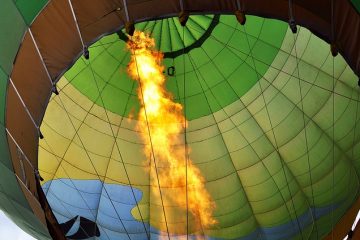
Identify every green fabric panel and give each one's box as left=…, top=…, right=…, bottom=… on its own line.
left=0, top=127, right=12, bottom=170
left=14, top=0, right=49, bottom=25
left=7, top=199, right=51, bottom=240
left=0, top=67, right=7, bottom=125
left=351, top=0, right=360, bottom=12
left=0, top=161, right=28, bottom=208
left=0, top=159, right=51, bottom=240
left=66, top=15, right=287, bottom=120
left=0, top=0, right=26, bottom=74
left=0, top=124, right=31, bottom=210
left=0, top=161, right=51, bottom=239
left=0, top=125, right=50, bottom=239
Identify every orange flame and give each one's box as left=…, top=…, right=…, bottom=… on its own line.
left=127, top=31, right=216, bottom=234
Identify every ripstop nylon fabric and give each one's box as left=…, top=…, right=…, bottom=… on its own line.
left=39, top=15, right=360, bottom=239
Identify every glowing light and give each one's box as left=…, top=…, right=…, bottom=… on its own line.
left=127, top=31, right=216, bottom=235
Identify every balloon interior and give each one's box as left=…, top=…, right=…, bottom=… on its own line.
left=0, top=1, right=360, bottom=240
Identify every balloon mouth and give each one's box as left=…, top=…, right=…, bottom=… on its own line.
left=2, top=0, right=360, bottom=238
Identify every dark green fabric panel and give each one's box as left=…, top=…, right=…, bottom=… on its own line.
left=13, top=202, right=51, bottom=240
left=0, top=129, right=12, bottom=170
left=0, top=0, right=26, bottom=74
left=0, top=190, right=51, bottom=240
left=0, top=163, right=52, bottom=239
left=0, top=68, right=7, bottom=125
left=0, top=194, right=43, bottom=239
left=0, top=148, right=28, bottom=208
left=3, top=196, right=51, bottom=240
left=351, top=0, right=360, bottom=12
left=0, top=123, right=50, bottom=239
left=14, top=0, right=49, bottom=25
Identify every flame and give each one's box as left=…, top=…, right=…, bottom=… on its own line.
left=127, top=31, right=216, bottom=234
